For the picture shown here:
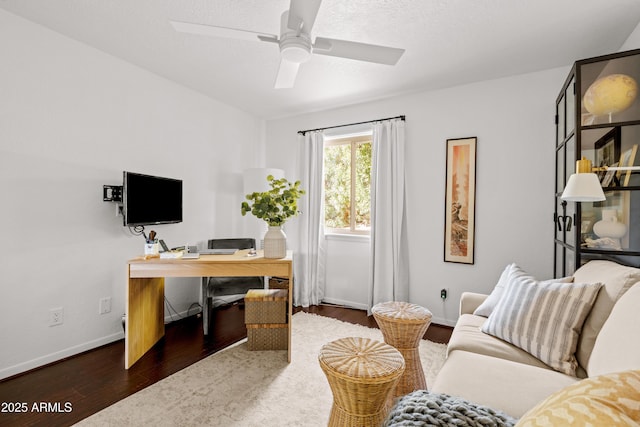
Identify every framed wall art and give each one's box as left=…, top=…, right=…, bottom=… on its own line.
left=594, top=127, right=621, bottom=183
left=444, top=137, right=477, bottom=264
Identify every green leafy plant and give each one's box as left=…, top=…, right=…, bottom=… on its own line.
left=241, top=175, right=306, bottom=226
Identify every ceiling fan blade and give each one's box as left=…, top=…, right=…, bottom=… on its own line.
left=274, top=58, right=301, bottom=89
left=287, top=0, right=323, bottom=33
left=170, top=20, right=277, bottom=43
left=313, top=37, right=405, bottom=65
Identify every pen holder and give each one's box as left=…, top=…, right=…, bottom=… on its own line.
left=144, top=243, right=159, bottom=256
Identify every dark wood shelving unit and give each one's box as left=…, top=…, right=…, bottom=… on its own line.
left=555, top=48, right=640, bottom=275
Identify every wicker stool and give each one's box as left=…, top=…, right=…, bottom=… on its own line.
left=318, top=337, right=405, bottom=427
left=372, top=301, right=432, bottom=401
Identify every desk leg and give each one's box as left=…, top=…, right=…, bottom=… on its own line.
left=288, top=266, right=293, bottom=363
left=125, top=277, right=165, bottom=369
left=201, top=278, right=209, bottom=335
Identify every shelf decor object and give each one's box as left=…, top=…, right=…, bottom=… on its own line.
left=592, top=209, right=628, bottom=250
left=444, top=137, right=477, bottom=264
left=583, top=74, right=638, bottom=122
left=617, top=144, right=638, bottom=187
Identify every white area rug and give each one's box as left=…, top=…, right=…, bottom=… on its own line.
left=76, top=312, right=447, bottom=426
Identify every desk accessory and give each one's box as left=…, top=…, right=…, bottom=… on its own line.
left=241, top=174, right=305, bottom=258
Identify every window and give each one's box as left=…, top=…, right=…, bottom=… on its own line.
left=324, top=133, right=372, bottom=235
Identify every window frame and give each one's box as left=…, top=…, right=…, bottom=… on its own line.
left=323, top=133, right=372, bottom=236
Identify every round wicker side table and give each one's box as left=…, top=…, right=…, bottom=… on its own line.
left=372, top=301, right=432, bottom=402
left=318, top=337, right=405, bottom=427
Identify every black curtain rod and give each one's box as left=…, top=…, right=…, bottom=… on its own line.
left=297, top=115, right=405, bottom=135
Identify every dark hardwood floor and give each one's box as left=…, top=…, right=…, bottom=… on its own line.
left=0, top=303, right=452, bottom=427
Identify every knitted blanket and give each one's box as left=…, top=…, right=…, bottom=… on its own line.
left=384, top=390, right=517, bottom=427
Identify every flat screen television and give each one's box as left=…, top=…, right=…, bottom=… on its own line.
left=123, top=171, right=183, bottom=226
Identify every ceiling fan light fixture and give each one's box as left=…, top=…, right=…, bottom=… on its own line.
left=279, top=35, right=311, bottom=63
left=171, top=0, right=406, bottom=89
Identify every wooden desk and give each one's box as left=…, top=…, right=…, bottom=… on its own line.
left=125, top=249, right=293, bottom=369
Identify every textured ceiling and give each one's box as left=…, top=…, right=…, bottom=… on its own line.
left=3, top=0, right=640, bottom=119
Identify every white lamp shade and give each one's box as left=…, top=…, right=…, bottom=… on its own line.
left=561, top=173, right=606, bottom=202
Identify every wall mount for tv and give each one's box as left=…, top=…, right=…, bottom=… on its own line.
left=103, top=185, right=123, bottom=202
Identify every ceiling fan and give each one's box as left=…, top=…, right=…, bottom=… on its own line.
left=170, top=0, right=405, bottom=89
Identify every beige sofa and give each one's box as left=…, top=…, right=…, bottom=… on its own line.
left=430, top=260, right=640, bottom=419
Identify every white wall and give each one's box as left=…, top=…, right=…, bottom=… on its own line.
left=0, top=10, right=263, bottom=379
left=266, top=66, right=569, bottom=325
left=323, top=235, right=370, bottom=310
left=620, top=21, right=640, bottom=51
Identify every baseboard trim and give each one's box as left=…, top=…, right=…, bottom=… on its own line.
left=321, top=297, right=368, bottom=311
left=3, top=305, right=201, bottom=381
left=320, top=299, right=457, bottom=327
left=164, top=307, right=202, bottom=324
left=431, top=315, right=457, bottom=328
left=0, top=331, right=124, bottom=381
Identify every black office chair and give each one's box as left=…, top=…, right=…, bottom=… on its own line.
left=201, top=238, right=263, bottom=335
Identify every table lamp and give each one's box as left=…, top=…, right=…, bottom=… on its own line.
left=561, top=158, right=606, bottom=202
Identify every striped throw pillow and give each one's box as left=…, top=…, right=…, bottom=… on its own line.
left=473, top=264, right=573, bottom=317
left=481, top=271, right=602, bottom=376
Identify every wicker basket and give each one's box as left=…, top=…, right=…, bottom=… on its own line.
left=245, top=289, right=288, bottom=324
left=268, top=276, right=290, bottom=290
left=246, top=323, right=288, bottom=350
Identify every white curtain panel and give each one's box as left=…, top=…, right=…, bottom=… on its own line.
left=368, top=118, right=410, bottom=312
left=293, top=130, right=327, bottom=307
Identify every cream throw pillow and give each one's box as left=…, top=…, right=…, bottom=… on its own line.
left=473, top=263, right=516, bottom=317
left=481, top=270, right=601, bottom=376
left=473, top=263, right=572, bottom=318
left=516, top=370, right=640, bottom=426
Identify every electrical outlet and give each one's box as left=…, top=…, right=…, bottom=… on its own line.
left=49, top=307, right=64, bottom=326
left=99, top=297, right=112, bottom=315
left=440, top=288, right=448, bottom=300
